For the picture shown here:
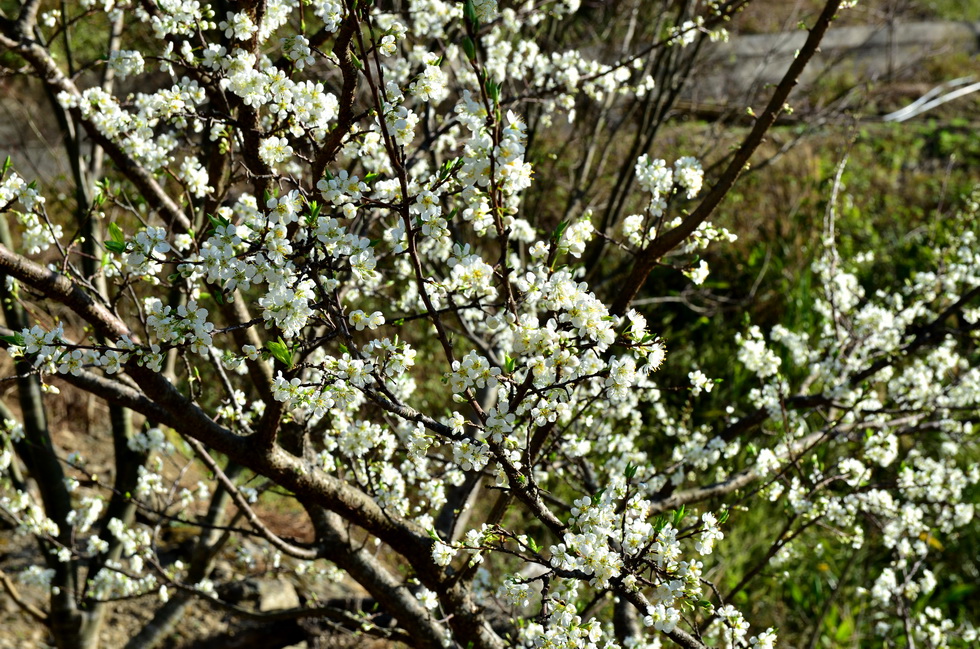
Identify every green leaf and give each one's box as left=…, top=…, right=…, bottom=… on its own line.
left=207, top=213, right=231, bottom=231
left=462, top=36, right=477, bottom=61
left=485, top=79, right=500, bottom=104
left=440, top=158, right=457, bottom=179
left=305, top=200, right=322, bottom=225
left=266, top=338, right=293, bottom=368
left=625, top=463, right=637, bottom=480
left=108, top=222, right=125, bottom=244
left=672, top=505, right=686, bottom=527
left=363, top=172, right=380, bottom=183
left=0, top=333, right=25, bottom=346
left=104, top=240, right=127, bottom=254
left=788, top=581, right=804, bottom=605
left=463, top=0, right=477, bottom=24
left=589, top=488, right=605, bottom=507
left=551, top=220, right=569, bottom=244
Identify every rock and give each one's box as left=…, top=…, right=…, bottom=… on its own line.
left=257, top=579, right=301, bottom=612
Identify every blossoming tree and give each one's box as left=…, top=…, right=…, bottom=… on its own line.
left=0, top=0, right=977, bottom=648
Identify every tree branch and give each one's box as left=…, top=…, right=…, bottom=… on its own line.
left=0, top=567, right=48, bottom=624
left=610, top=0, right=845, bottom=315
left=185, top=437, right=319, bottom=560
left=0, top=28, right=192, bottom=232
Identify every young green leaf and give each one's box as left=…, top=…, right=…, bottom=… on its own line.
left=0, top=333, right=25, bottom=346
left=462, top=36, right=477, bottom=61
left=625, top=463, right=637, bottom=480
left=673, top=505, right=686, bottom=527
left=266, top=338, right=293, bottom=368
left=590, top=488, right=605, bottom=507
left=108, top=222, right=125, bottom=244
left=551, top=220, right=569, bottom=244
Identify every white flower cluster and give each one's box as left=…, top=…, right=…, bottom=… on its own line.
left=447, top=351, right=501, bottom=394
left=218, top=11, right=257, bottom=41
left=6, top=324, right=143, bottom=382
left=623, top=155, right=705, bottom=248
left=135, top=0, right=216, bottom=39
left=258, top=135, right=293, bottom=166
left=282, top=35, right=315, bottom=70
left=2, top=488, right=60, bottom=539
left=0, top=172, right=57, bottom=254
left=408, top=56, right=449, bottom=103
left=176, top=156, right=211, bottom=197
left=127, top=427, right=175, bottom=455
left=145, top=297, right=215, bottom=355
left=87, top=561, right=159, bottom=601
left=4, top=1, right=950, bottom=647
left=727, top=205, right=980, bottom=644
left=348, top=310, right=385, bottom=331
left=108, top=50, right=145, bottom=78
left=19, top=565, right=56, bottom=592
left=122, top=226, right=171, bottom=277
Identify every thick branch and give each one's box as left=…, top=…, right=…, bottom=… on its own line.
left=648, top=469, right=757, bottom=515
left=305, top=508, right=450, bottom=649
left=311, top=14, right=360, bottom=183
left=0, top=244, right=434, bottom=568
